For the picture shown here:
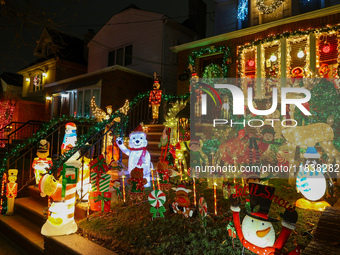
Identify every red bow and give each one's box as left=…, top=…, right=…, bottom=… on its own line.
left=169, top=143, right=181, bottom=158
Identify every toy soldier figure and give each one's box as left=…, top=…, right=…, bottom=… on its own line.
left=149, top=73, right=162, bottom=124
left=6, top=169, right=18, bottom=216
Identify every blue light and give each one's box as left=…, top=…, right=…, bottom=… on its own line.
left=237, top=0, right=248, bottom=21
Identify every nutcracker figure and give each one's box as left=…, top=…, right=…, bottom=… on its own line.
left=149, top=73, right=162, bottom=124
left=32, top=139, right=52, bottom=185
left=6, top=169, right=18, bottom=216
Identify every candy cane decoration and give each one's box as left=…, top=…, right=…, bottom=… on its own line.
left=193, top=178, right=197, bottom=206
left=122, top=174, right=126, bottom=203
left=151, top=169, right=155, bottom=190
left=214, top=182, right=217, bottom=215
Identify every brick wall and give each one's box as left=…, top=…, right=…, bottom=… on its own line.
left=177, top=13, right=340, bottom=94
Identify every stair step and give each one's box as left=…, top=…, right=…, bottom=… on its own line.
left=0, top=214, right=44, bottom=255
left=28, top=185, right=49, bottom=205
left=15, top=197, right=46, bottom=228
left=144, top=124, right=165, bottom=133
left=44, top=233, right=116, bottom=255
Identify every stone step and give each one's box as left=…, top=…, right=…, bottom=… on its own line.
left=44, top=233, right=116, bottom=255
left=0, top=213, right=44, bottom=255
left=144, top=124, right=165, bottom=133
left=28, top=185, right=91, bottom=221
left=15, top=197, right=46, bottom=228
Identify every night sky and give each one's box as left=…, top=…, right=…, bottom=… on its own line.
left=0, top=0, right=215, bottom=75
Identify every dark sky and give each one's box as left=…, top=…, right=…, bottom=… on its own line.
left=0, top=0, right=215, bottom=75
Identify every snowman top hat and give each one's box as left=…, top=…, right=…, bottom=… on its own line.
left=243, top=183, right=278, bottom=222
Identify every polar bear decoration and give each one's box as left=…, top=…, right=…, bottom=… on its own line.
left=116, top=124, right=151, bottom=187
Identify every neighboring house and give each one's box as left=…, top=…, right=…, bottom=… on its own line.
left=0, top=72, right=23, bottom=97
left=17, top=28, right=87, bottom=103
left=87, top=5, right=199, bottom=95
left=173, top=2, right=340, bottom=95
left=43, top=5, right=200, bottom=118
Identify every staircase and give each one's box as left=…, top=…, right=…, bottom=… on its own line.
left=145, top=124, right=165, bottom=163
left=0, top=185, right=115, bottom=255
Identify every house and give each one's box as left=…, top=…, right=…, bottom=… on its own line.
left=17, top=27, right=87, bottom=105
left=0, top=72, right=23, bottom=97
left=42, top=4, right=200, bottom=118
left=173, top=1, right=340, bottom=95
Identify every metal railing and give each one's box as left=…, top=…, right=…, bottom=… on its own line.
left=2, top=119, right=95, bottom=196
left=0, top=121, right=44, bottom=150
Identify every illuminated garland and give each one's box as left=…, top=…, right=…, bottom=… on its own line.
left=237, top=24, right=340, bottom=77
left=315, top=30, right=340, bottom=78
left=256, top=0, right=284, bottom=15
left=188, top=45, right=231, bottom=78
left=237, top=45, right=257, bottom=95
left=261, top=40, right=281, bottom=98
left=286, top=35, right=311, bottom=78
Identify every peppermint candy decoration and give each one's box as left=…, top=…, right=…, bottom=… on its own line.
left=198, top=197, right=207, bottom=218
left=148, top=189, right=166, bottom=208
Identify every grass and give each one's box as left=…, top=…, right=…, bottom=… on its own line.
left=78, top=178, right=338, bottom=254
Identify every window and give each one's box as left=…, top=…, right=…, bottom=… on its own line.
left=108, top=45, right=133, bottom=67
left=32, top=73, right=43, bottom=92
left=75, top=88, right=101, bottom=118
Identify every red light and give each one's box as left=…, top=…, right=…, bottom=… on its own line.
left=248, top=59, right=255, bottom=67
left=322, top=43, right=331, bottom=53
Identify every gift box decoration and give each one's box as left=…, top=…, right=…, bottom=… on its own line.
left=91, top=172, right=111, bottom=192
left=89, top=191, right=111, bottom=212
left=89, top=154, right=109, bottom=174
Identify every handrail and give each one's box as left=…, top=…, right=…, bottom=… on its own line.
left=0, top=122, right=26, bottom=133
left=6, top=120, right=44, bottom=138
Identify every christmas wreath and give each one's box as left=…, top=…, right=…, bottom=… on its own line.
left=256, top=0, right=284, bottom=14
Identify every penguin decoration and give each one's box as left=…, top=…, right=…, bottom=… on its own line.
left=230, top=183, right=298, bottom=255
left=296, top=141, right=334, bottom=211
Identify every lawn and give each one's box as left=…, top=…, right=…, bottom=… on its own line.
left=78, top=178, right=337, bottom=254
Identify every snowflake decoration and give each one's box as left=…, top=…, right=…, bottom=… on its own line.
left=237, top=0, right=248, bottom=21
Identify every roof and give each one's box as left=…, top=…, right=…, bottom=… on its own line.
left=20, top=27, right=87, bottom=70
left=171, top=5, right=340, bottom=52
left=0, top=72, right=23, bottom=87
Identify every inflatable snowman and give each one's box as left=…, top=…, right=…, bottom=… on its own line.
left=230, top=183, right=298, bottom=255
left=296, top=142, right=332, bottom=211
left=116, top=124, right=151, bottom=187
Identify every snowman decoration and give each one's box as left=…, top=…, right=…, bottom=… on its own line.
left=296, top=142, right=333, bottom=211
left=230, top=183, right=298, bottom=255
left=61, top=122, right=77, bottom=154
left=116, top=124, right=151, bottom=187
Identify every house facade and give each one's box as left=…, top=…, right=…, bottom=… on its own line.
left=42, top=6, right=199, bottom=118
left=174, top=3, right=340, bottom=96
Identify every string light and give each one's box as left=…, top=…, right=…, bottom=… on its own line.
left=237, top=0, right=248, bottom=21
left=188, top=45, right=231, bottom=78
left=256, top=0, right=284, bottom=14
left=122, top=174, right=126, bottom=203
left=286, top=35, right=310, bottom=78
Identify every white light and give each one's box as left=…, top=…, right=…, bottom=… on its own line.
left=42, top=72, right=47, bottom=77
left=270, top=54, right=277, bottom=62
left=46, top=96, right=52, bottom=100
left=26, top=78, right=30, bottom=82
left=297, top=49, right=305, bottom=58
left=61, top=93, right=68, bottom=98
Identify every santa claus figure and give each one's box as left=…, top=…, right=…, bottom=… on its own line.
left=230, top=183, right=298, bottom=255
left=61, top=122, right=77, bottom=154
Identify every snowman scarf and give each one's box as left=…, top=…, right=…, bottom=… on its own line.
left=130, top=147, right=147, bottom=166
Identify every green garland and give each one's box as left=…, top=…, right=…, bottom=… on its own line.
left=237, top=25, right=340, bottom=77
left=188, top=45, right=231, bottom=78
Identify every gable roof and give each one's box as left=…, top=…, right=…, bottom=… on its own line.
left=31, top=27, right=86, bottom=66
left=0, top=72, right=23, bottom=87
